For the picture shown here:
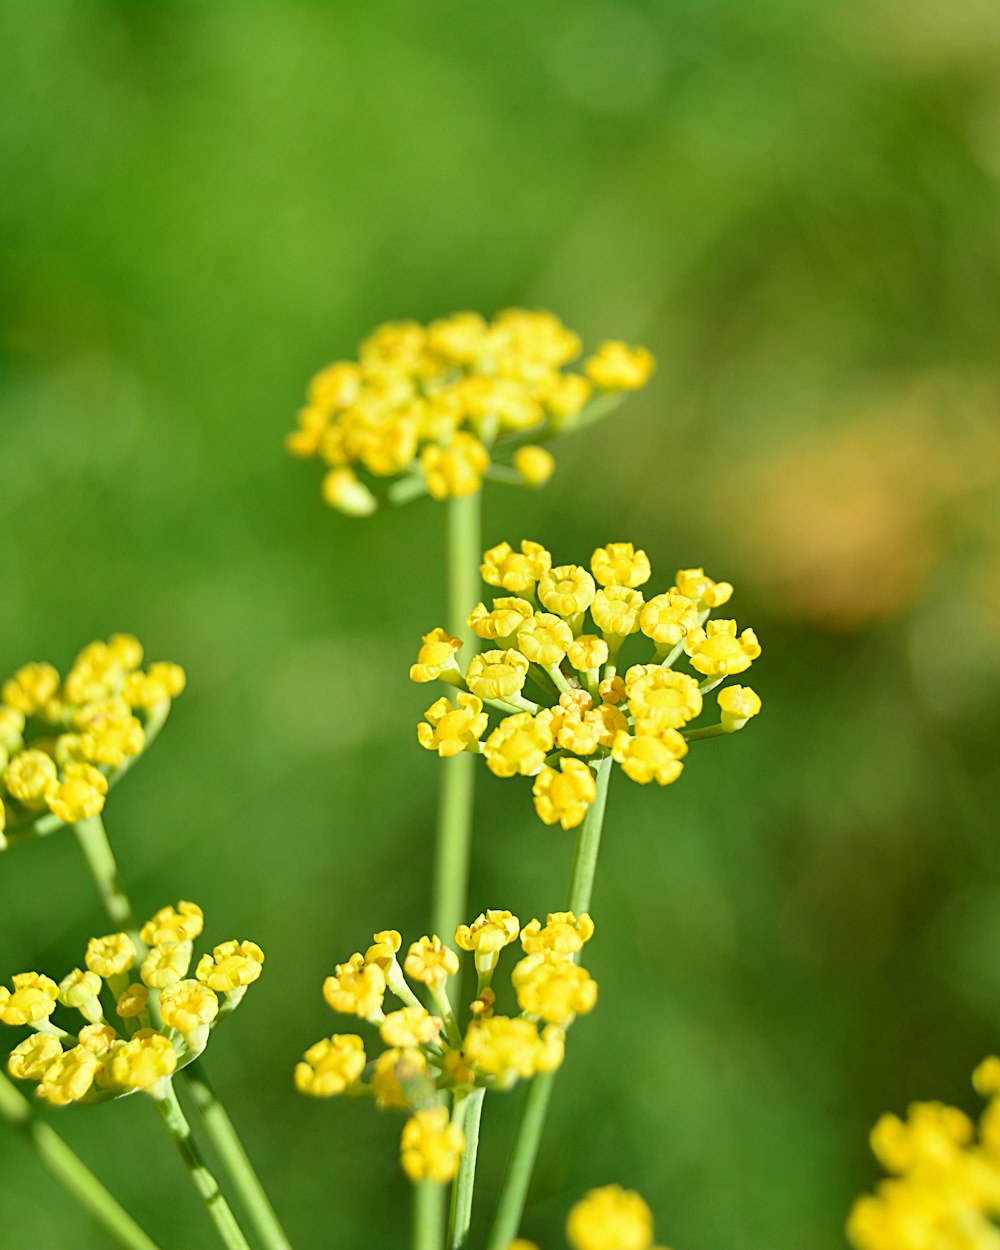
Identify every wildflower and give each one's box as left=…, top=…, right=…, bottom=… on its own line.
left=141, top=902, right=204, bottom=947
left=110, top=1031, right=178, bottom=1093
left=483, top=713, right=553, bottom=778
left=46, top=763, right=108, bottom=823
left=36, top=1047, right=103, bottom=1107
left=363, top=930, right=403, bottom=973
left=159, top=981, right=220, bottom=1037
left=684, top=620, right=761, bottom=677
left=517, top=613, right=574, bottom=668
left=468, top=597, right=533, bottom=642
left=512, top=953, right=598, bottom=1027
left=404, top=937, right=459, bottom=986
left=323, top=954, right=386, bottom=1019
left=57, top=970, right=104, bottom=1023
left=718, top=685, right=762, bottom=732
left=513, top=444, right=555, bottom=487
left=566, top=635, right=609, bottom=673
left=295, top=1035, right=367, bottom=1097
left=322, top=467, right=378, bottom=516
left=584, top=342, right=655, bottom=391
left=372, top=1048, right=429, bottom=1110
left=8, top=1035, right=63, bottom=1081
left=75, top=699, right=144, bottom=767
left=625, top=667, right=702, bottom=731
left=141, top=944, right=193, bottom=989
left=482, top=541, right=552, bottom=594
left=612, top=728, right=687, bottom=786
left=466, top=651, right=530, bottom=702
left=410, top=629, right=463, bottom=685
left=421, top=432, right=491, bottom=500
left=0, top=973, right=59, bottom=1026
left=381, top=1007, right=442, bottom=1049
left=465, top=1017, right=564, bottom=1087
left=455, top=910, right=520, bottom=979
left=121, top=662, right=187, bottom=711
left=566, top=1185, right=656, bottom=1250
left=417, top=694, right=488, bottom=757
left=591, top=543, right=651, bottom=589
left=400, top=1106, right=465, bottom=1183
left=674, top=568, right=733, bottom=610
left=116, top=984, right=149, bottom=1019
left=639, top=593, right=699, bottom=649
left=4, top=751, right=58, bottom=807
left=538, top=566, right=596, bottom=618
left=2, top=663, right=60, bottom=716
left=533, top=760, right=597, bottom=829
left=195, top=941, right=265, bottom=992
left=78, top=1023, right=118, bottom=1056
left=521, top=913, right=595, bottom=956
left=591, top=587, right=644, bottom=638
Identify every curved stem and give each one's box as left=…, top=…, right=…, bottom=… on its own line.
left=154, top=1082, right=251, bottom=1250
left=432, top=490, right=481, bottom=942
left=486, top=761, right=613, bottom=1249
left=0, top=1072, right=162, bottom=1250
left=447, top=1088, right=485, bottom=1250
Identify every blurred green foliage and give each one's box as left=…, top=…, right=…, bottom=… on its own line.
left=2, top=1, right=1000, bottom=1247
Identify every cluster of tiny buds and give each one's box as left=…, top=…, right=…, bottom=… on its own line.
left=1, top=902, right=263, bottom=1106
left=295, top=910, right=598, bottom=1183
left=508, top=1183, right=673, bottom=1250
left=286, top=309, right=654, bottom=515
left=847, top=1057, right=1000, bottom=1250
left=0, top=635, right=185, bottom=846
left=412, top=541, right=762, bottom=828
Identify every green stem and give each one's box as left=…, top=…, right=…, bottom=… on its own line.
left=432, top=490, right=481, bottom=942
left=486, top=760, right=612, bottom=1249
left=682, top=723, right=729, bottom=741
left=414, top=1179, right=446, bottom=1250
left=154, top=1083, right=251, bottom=1250
left=0, top=1072, right=162, bottom=1250
left=71, top=814, right=294, bottom=1250
left=448, top=1088, right=485, bottom=1250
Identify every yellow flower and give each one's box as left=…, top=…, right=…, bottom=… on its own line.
left=538, top=565, right=596, bottom=618
left=36, top=1047, right=103, bottom=1107
left=372, top=1047, right=429, bottom=1110
left=584, top=342, right=655, bottom=391
left=140, top=943, right=193, bottom=989
left=0, top=705, right=25, bottom=752
left=417, top=694, right=488, bottom=757
left=483, top=713, right=554, bottom=778
left=468, top=597, right=533, bottom=642
left=323, top=954, right=386, bottom=1019
left=421, top=432, right=490, bottom=499
left=75, top=698, right=145, bottom=766
left=532, top=760, right=597, bottom=830
left=466, top=649, right=531, bottom=702
left=591, top=543, right=651, bottom=589
left=195, top=941, right=265, bottom=992
left=85, top=932, right=136, bottom=979
left=410, top=628, right=463, bottom=684
left=295, top=1034, right=367, bottom=1098
left=566, top=1185, right=655, bottom=1250
left=121, top=663, right=186, bottom=710
left=566, top=635, right=609, bottom=672
left=4, top=750, right=58, bottom=807
left=591, top=587, right=644, bottom=637
left=2, top=663, right=60, bottom=716
left=309, top=362, right=364, bottom=412
left=381, top=1006, right=442, bottom=1048
left=718, top=685, right=762, bottom=731
left=455, top=911, right=521, bottom=956
left=8, top=1034, right=63, bottom=1081
left=512, top=953, right=598, bottom=1027
left=673, top=568, right=733, bottom=610
left=400, top=1106, right=465, bottom=1183
left=599, top=675, right=626, bottom=706
left=141, top=901, right=204, bottom=947
left=159, top=980, right=219, bottom=1036
left=360, top=320, right=427, bottom=372
left=77, top=1023, right=119, bottom=1056
left=57, top=969, right=104, bottom=1023
left=46, top=763, right=108, bottom=823
left=684, top=621, right=761, bottom=677
left=0, top=973, right=59, bottom=1026
left=116, top=983, right=149, bottom=1019
left=427, top=311, right=489, bottom=364
left=517, top=613, right=574, bottom=667
left=481, top=541, right=552, bottom=594
left=321, top=467, right=378, bottom=516
left=625, top=666, right=703, bottom=731
left=513, top=445, right=555, bottom=487
left=612, top=728, right=687, bottom=785
left=465, top=1017, right=563, bottom=1086
left=364, top=930, right=402, bottom=972
left=404, top=937, right=459, bottom=986
left=520, top=912, right=595, bottom=956
left=974, top=1057, right=1000, bottom=1097
left=638, top=593, right=699, bottom=648
left=109, top=1030, right=177, bottom=1092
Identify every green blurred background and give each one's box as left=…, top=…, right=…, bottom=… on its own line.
left=3, top=1, right=1000, bottom=1247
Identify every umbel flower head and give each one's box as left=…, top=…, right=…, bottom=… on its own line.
left=513, top=1183, right=674, bottom=1250
left=294, top=910, right=597, bottom=1183
left=0, top=636, right=185, bottom=849
left=2, top=901, right=263, bottom=1106
left=412, top=541, right=762, bottom=829
left=847, top=1057, right=1000, bottom=1250
left=286, top=310, right=654, bottom=515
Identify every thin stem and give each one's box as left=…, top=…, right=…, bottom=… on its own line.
left=0, top=1072, right=162, bottom=1250
left=682, top=723, right=729, bottom=741
left=71, top=813, right=294, bottom=1250
left=486, top=760, right=613, bottom=1249
left=154, top=1082, right=251, bottom=1250
left=447, top=1088, right=485, bottom=1250
left=414, top=1179, right=446, bottom=1250
left=432, top=490, right=481, bottom=942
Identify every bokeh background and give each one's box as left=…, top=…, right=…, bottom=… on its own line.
left=3, top=2, right=1000, bottom=1247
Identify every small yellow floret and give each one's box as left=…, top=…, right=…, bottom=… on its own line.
left=517, top=613, right=573, bottom=668
left=46, top=763, right=108, bottom=823
left=110, top=1030, right=177, bottom=1092
left=116, top=983, right=149, bottom=1019
left=673, top=568, right=733, bottom=610
left=404, top=937, right=459, bottom=986
left=612, top=728, right=687, bottom=786
left=520, top=912, right=595, bottom=955
left=36, top=1047, right=103, bottom=1107
left=532, top=759, right=597, bottom=830
left=466, top=650, right=530, bottom=702
left=421, top=432, right=490, bottom=500
left=513, top=445, right=555, bottom=487
left=159, top=980, right=219, bottom=1036
left=322, top=467, right=378, bottom=516
left=417, top=694, right=488, bottom=758
left=481, top=541, right=552, bottom=594
left=5, top=750, right=58, bottom=806
left=639, top=593, right=699, bottom=648
left=140, top=943, right=192, bottom=989
left=400, top=1106, right=465, bottom=1183
left=0, top=973, right=59, bottom=1026
left=410, top=628, right=463, bottom=684
left=140, top=901, right=203, bottom=947
left=483, top=713, right=554, bottom=779
left=566, top=635, right=609, bottom=672
left=195, top=941, right=265, bottom=992
left=323, top=954, right=386, bottom=1019
left=381, top=1006, right=442, bottom=1049
left=8, top=1034, right=63, bottom=1081
left=717, top=685, right=762, bottom=731
left=512, top=952, right=598, bottom=1027
left=584, top=342, right=655, bottom=391
left=566, top=1185, right=655, bottom=1250
left=591, top=543, right=651, bottom=589
left=2, top=663, right=60, bottom=716
left=372, top=1047, right=429, bottom=1110
left=467, top=598, right=533, bottom=642
left=591, top=587, right=644, bottom=637
left=538, top=565, right=596, bottom=618
left=684, top=621, right=761, bottom=677
left=295, top=1034, right=366, bottom=1097
left=455, top=911, right=521, bottom=955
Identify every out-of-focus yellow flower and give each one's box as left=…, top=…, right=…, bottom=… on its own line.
left=417, top=694, right=489, bottom=757
left=520, top=912, right=595, bottom=956
left=513, top=445, right=555, bottom=488
left=381, top=1007, right=442, bottom=1049
left=404, top=937, right=459, bottom=986
left=321, top=467, right=378, bottom=516
left=4, top=751, right=58, bottom=807
left=0, top=973, right=59, bottom=1026
left=323, top=954, right=386, bottom=1020
left=295, top=1035, right=366, bottom=1097
left=410, top=628, right=463, bottom=685
left=584, top=342, right=655, bottom=391
left=482, top=541, right=552, bottom=594
left=36, top=1047, right=103, bottom=1107
left=46, top=763, right=108, bottom=823
left=421, top=432, right=490, bottom=500
left=121, top=662, right=187, bottom=711
left=684, top=621, right=761, bottom=677
left=372, top=1047, right=429, bottom=1110
left=532, top=759, right=597, bottom=829
left=591, top=543, right=651, bottom=589
left=512, top=953, right=598, bottom=1027
left=75, top=698, right=144, bottom=767
left=566, top=1185, right=656, bottom=1250
left=466, top=650, right=530, bottom=702
left=465, top=1017, right=564, bottom=1087
left=7, top=1034, right=63, bottom=1082
left=718, top=685, right=762, bottom=732
left=2, top=663, right=60, bottom=716
left=400, top=1106, right=465, bottom=1183
left=483, top=713, right=554, bottom=778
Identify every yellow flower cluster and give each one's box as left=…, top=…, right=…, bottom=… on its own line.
left=295, top=910, right=597, bottom=1183
left=413, top=541, right=762, bottom=828
left=848, top=1058, right=1000, bottom=1250
left=513, top=1183, right=673, bottom=1250
left=286, top=311, right=654, bottom=514
left=2, top=901, right=263, bottom=1106
left=0, top=637, right=185, bottom=845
